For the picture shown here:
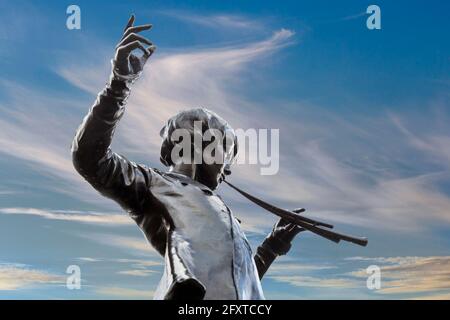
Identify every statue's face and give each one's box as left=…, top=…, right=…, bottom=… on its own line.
left=195, top=140, right=233, bottom=189
left=196, top=163, right=225, bottom=190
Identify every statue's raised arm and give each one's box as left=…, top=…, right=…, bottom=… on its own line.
left=71, top=16, right=167, bottom=254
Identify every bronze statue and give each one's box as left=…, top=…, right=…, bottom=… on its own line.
left=72, top=15, right=367, bottom=300
left=71, top=15, right=306, bottom=300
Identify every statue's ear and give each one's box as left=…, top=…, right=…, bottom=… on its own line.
left=159, top=125, right=167, bottom=138
left=160, top=138, right=173, bottom=167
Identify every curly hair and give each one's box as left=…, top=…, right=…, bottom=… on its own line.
left=159, top=108, right=238, bottom=168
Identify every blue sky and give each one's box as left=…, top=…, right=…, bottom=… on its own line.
left=0, top=0, right=450, bottom=299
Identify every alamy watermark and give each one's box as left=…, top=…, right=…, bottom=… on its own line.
left=66, top=5, right=81, bottom=30
left=66, top=265, right=81, bottom=290
left=366, top=265, right=381, bottom=290
left=168, top=121, right=279, bottom=175
left=366, top=5, right=381, bottom=30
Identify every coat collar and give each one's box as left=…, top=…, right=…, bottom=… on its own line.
left=163, top=171, right=215, bottom=196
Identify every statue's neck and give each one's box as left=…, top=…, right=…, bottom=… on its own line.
left=169, top=163, right=197, bottom=180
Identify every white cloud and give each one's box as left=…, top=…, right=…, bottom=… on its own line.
left=158, top=10, right=264, bottom=30
left=267, top=262, right=337, bottom=274
left=114, top=258, right=163, bottom=268
left=0, top=189, right=16, bottom=195
left=0, top=263, right=64, bottom=290
left=349, top=256, right=450, bottom=296
left=0, top=80, right=112, bottom=206
left=0, top=27, right=295, bottom=213
left=118, top=269, right=156, bottom=277
left=412, top=292, right=450, bottom=300
left=266, top=260, right=355, bottom=290
left=77, top=257, right=102, bottom=262
left=76, top=256, right=163, bottom=267
left=390, top=113, right=450, bottom=167
left=0, top=8, right=449, bottom=241
left=266, top=256, right=450, bottom=299
left=81, top=233, right=160, bottom=256
left=0, top=207, right=132, bottom=225
left=75, top=257, right=163, bottom=278
left=270, top=275, right=357, bottom=288
left=94, top=286, right=153, bottom=299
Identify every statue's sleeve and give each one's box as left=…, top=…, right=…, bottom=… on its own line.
left=254, top=243, right=277, bottom=279
left=254, top=234, right=292, bottom=279
left=71, top=79, right=153, bottom=215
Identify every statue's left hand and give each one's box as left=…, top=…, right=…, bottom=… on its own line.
left=263, top=209, right=306, bottom=256
left=113, top=15, right=156, bottom=79
left=271, top=209, right=306, bottom=244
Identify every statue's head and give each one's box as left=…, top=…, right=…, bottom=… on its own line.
left=160, top=108, right=238, bottom=189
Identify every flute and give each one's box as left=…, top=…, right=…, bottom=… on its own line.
left=223, top=179, right=368, bottom=247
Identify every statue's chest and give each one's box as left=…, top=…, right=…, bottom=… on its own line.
left=151, top=176, right=233, bottom=232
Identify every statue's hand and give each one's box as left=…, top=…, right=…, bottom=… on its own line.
left=271, top=209, right=306, bottom=243
left=112, top=15, right=155, bottom=82
left=263, top=209, right=306, bottom=256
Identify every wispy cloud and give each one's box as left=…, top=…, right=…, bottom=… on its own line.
left=412, top=292, right=450, bottom=300
left=0, top=26, right=295, bottom=214
left=158, top=10, right=264, bottom=30
left=314, top=11, right=367, bottom=25
left=0, top=263, right=64, bottom=291
left=335, top=12, right=366, bottom=22
left=270, top=275, right=357, bottom=289
left=94, top=286, right=153, bottom=299
left=265, top=256, right=450, bottom=299
left=0, top=207, right=132, bottom=225
left=2, top=12, right=449, bottom=237
left=117, top=269, right=156, bottom=277
left=80, top=233, right=159, bottom=256
left=266, top=260, right=356, bottom=290
left=390, top=112, right=450, bottom=167
left=268, top=262, right=337, bottom=274
left=114, top=258, right=163, bottom=268
left=0, top=80, right=111, bottom=206
left=0, top=189, right=16, bottom=196
left=349, top=256, right=450, bottom=296
left=76, top=257, right=162, bottom=267
left=75, top=256, right=162, bottom=278
left=77, top=257, right=102, bottom=263
left=0, top=3, right=448, bottom=300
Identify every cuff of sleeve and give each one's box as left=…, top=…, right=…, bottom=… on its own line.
left=262, top=236, right=292, bottom=256
left=110, top=59, right=142, bottom=85
left=257, top=243, right=278, bottom=261
left=104, top=59, right=142, bottom=100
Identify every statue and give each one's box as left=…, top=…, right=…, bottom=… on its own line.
left=71, top=15, right=305, bottom=300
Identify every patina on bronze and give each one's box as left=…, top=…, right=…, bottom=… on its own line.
left=71, top=15, right=366, bottom=300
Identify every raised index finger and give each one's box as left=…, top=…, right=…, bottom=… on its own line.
left=124, top=14, right=135, bottom=32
